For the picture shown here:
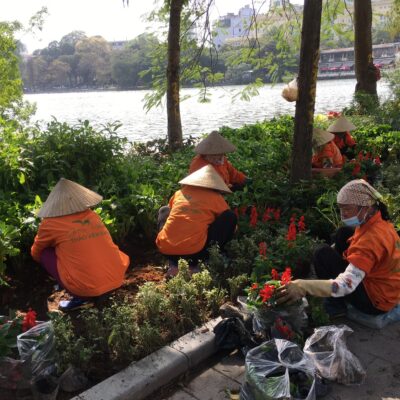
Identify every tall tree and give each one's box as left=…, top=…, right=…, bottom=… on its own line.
left=353, top=0, right=377, bottom=101
left=290, top=0, right=323, bottom=183
left=166, top=0, right=185, bottom=150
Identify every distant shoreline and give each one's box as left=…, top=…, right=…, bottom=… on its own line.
left=23, top=75, right=357, bottom=95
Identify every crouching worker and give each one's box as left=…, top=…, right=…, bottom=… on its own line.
left=312, top=128, right=344, bottom=169
left=31, top=178, right=130, bottom=311
left=190, top=130, right=250, bottom=191
left=327, top=115, right=357, bottom=160
left=156, top=165, right=237, bottom=277
left=276, top=179, right=400, bottom=320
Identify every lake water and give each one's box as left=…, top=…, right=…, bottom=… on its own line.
left=25, top=79, right=391, bottom=143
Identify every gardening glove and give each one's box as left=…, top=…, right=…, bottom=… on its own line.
left=276, top=279, right=332, bottom=305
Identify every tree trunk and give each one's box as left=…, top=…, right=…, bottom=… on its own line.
left=167, top=0, right=184, bottom=151
left=290, top=0, right=323, bottom=183
left=354, top=0, right=377, bottom=99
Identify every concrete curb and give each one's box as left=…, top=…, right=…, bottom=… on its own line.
left=72, top=317, right=222, bottom=400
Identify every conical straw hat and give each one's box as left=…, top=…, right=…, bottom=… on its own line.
left=179, top=165, right=232, bottom=194
left=327, top=116, right=356, bottom=132
left=37, top=178, right=103, bottom=218
left=312, top=128, right=335, bottom=147
left=194, top=131, right=236, bottom=155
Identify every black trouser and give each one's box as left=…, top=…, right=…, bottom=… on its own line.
left=167, top=209, right=237, bottom=264
left=313, top=226, right=384, bottom=315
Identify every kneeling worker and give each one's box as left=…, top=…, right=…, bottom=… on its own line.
left=31, top=178, right=130, bottom=311
left=156, top=165, right=237, bottom=277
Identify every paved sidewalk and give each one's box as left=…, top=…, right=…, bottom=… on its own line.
left=162, top=319, right=400, bottom=400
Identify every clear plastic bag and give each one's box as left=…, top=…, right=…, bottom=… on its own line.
left=281, top=78, right=298, bottom=102
left=303, top=325, right=366, bottom=385
left=240, top=339, right=316, bottom=400
left=0, top=356, right=31, bottom=390
left=346, top=303, right=400, bottom=329
left=17, top=321, right=56, bottom=379
left=238, top=296, right=308, bottom=335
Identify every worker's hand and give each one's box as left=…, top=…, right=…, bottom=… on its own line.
left=275, top=280, right=307, bottom=305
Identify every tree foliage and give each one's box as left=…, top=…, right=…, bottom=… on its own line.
left=0, top=22, right=23, bottom=115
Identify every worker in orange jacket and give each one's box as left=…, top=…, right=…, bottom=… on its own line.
left=327, top=115, right=357, bottom=160
left=156, top=165, right=237, bottom=277
left=312, top=128, right=344, bottom=169
left=31, top=178, right=129, bottom=311
left=277, top=179, right=400, bottom=319
left=189, top=131, right=250, bottom=191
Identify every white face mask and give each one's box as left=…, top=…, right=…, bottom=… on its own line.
left=341, top=207, right=368, bottom=227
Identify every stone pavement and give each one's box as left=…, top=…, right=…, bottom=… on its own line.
left=162, top=319, right=400, bottom=400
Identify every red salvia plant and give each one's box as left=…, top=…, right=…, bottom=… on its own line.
left=374, top=156, right=381, bottom=166
left=259, top=283, right=275, bottom=302
left=286, top=220, right=297, bottom=241
left=298, top=215, right=306, bottom=232
left=271, top=268, right=280, bottom=280
left=250, top=206, right=258, bottom=227
left=274, top=317, right=295, bottom=340
left=22, top=309, right=37, bottom=332
left=259, top=242, right=267, bottom=257
left=280, top=267, right=292, bottom=285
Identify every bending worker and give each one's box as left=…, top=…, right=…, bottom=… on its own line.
left=327, top=115, right=357, bottom=160
left=277, top=179, right=400, bottom=318
left=312, top=128, right=344, bottom=169
left=31, top=178, right=130, bottom=311
left=189, top=130, right=249, bottom=191
left=156, top=165, right=237, bottom=277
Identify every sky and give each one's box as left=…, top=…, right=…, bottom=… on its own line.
left=2, top=0, right=303, bottom=53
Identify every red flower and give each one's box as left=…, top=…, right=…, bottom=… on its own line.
left=275, top=317, right=294, bottom=339
left=280, top=267, right=292, bottom=285
left=233, top=208, right=239, bottom=219
left=357, top=151, right=364, bottom=161
left=352, top=162, right=361, bottom=176
left=271, top=269, right=280, bottom=280
left=250, top=206, right=258, bottom=227
left=286, top=222, right=297, bottom=241
left=298, top=215, right=306, bottom=232
left=259, top=284, right=275, bottom=302
left=327, top=111, right=341, bottom=119
left=262, top=207, right=273, bottom=222
left=22, top=309, right=37, bottom=332
left=250, top=283, right=259, bottom=291
left=365, top=152, right=372, bottom=160
left=273, top=208, right=281, bottom=221
left=374, top=156, right=381, bottom=166
left=259, top=242, right=267, bottom=257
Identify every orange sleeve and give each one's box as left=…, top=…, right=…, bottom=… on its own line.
left=345, top=132, right=356, bottom=147
left=332, top=142, right=344, bottom=167
left=225, top=159, right=246, bottom=184
left=346, top=235, right=382, bottom=274
left=168, top=192, right=176, bottom=208
left=31, top=220, right=56, bottom=262
left=189, top=155, right=207, bottom=174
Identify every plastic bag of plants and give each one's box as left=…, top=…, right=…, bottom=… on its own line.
left=238, top=296, right=308, bottom=336
left=17, top=321, right=56, bottom=379
left=253, top=298, right=309, bottom=335
left=0, top=312, right=40, bottom=390
left=303, top=325, right=366, bottom=385
left=240, top=339, right=316, bottom=400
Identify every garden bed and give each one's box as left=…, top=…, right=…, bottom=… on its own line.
left=1, top=110, right=400, bottom=399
